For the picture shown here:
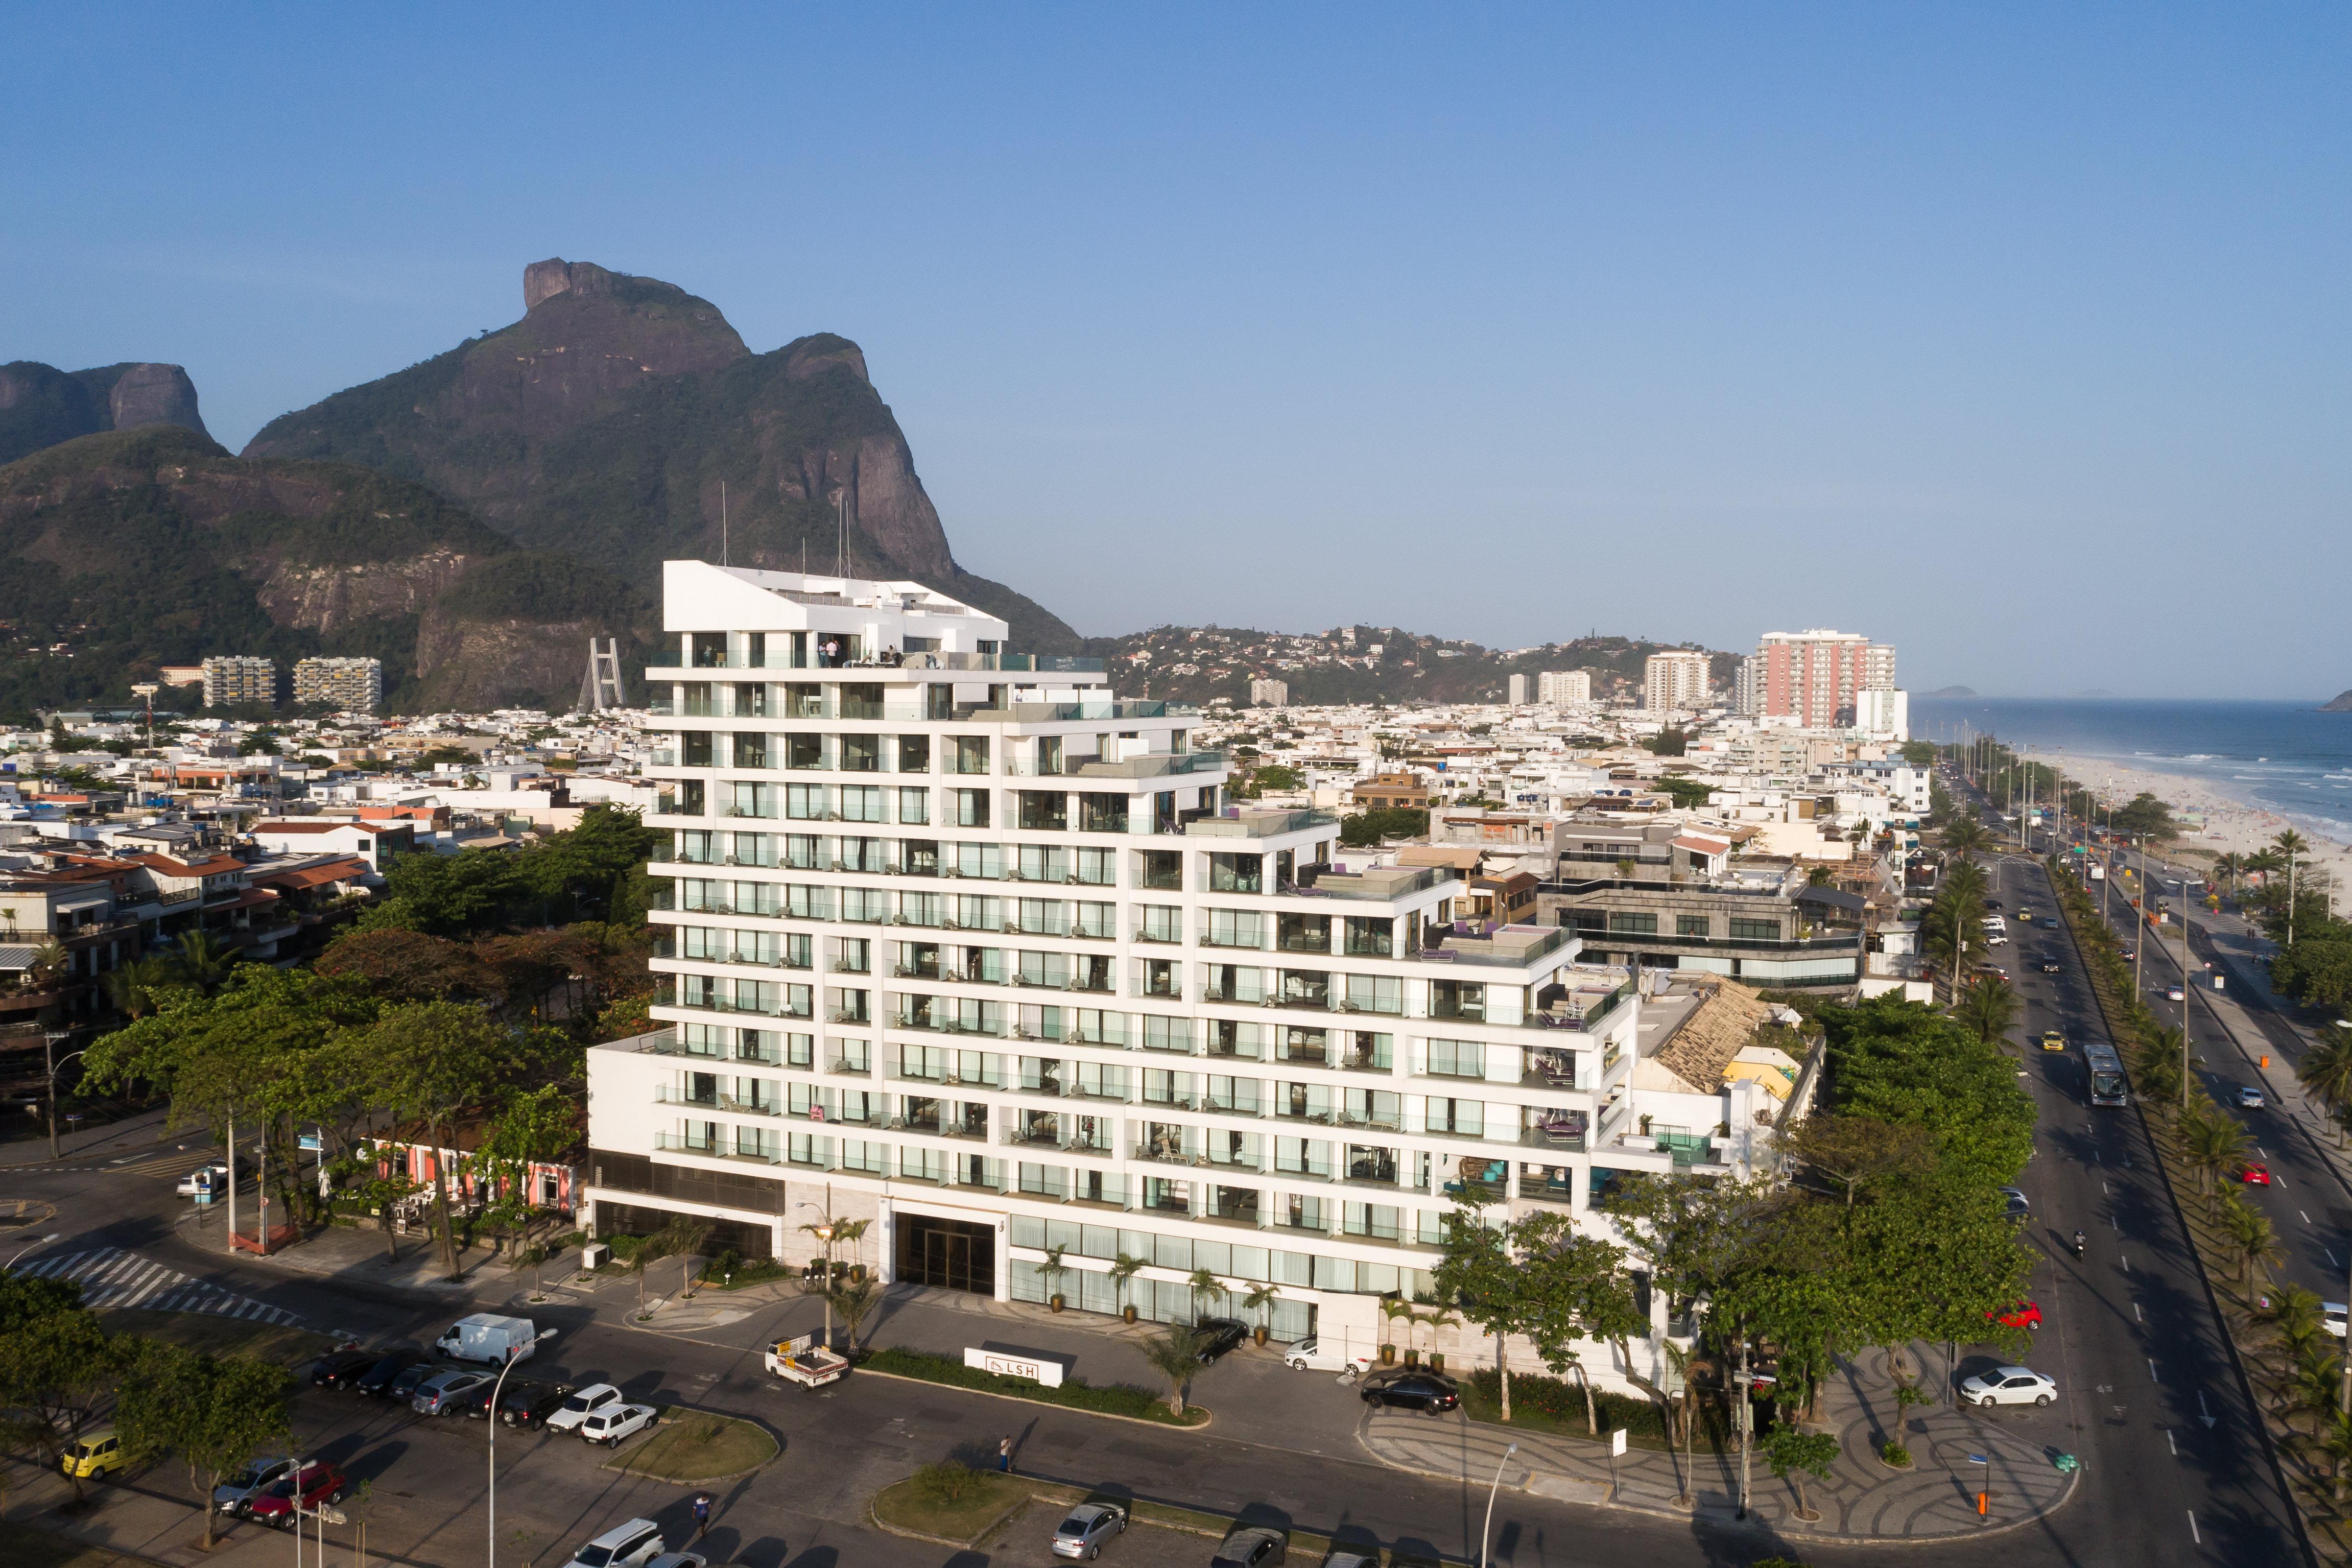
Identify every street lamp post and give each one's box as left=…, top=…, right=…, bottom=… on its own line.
left=5, top=1232, right=62, bottom=1270
left=40, top=1034, right=79, bottom=1160
left=488, top=1328, right=557, bottom=1568
left=1478, top=1441, right=1517, bottom=1568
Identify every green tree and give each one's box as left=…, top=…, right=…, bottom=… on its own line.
left=1107, top=1252, right=1147, bottom=1319
left=2217, top=1195, right=2285, bottom=1288
left=1760, top=1427, right=1841, bottom=1520
left=1434, top=1202, right=1532, bottom=1419
left=365, top=1001, right=507, bottom=1278
left=2182, top=1105, right=2250, bottom=1206
left=1779, top=1115, right=1933, bottom=1207
left=471, top=1083, right=578, bottom=1258
left=0, top=1279, right=128, bottom=1501
left=115, top=1344, right=291, bottom=1551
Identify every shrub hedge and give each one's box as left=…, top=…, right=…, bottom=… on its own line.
left=860, top=1346, right=1207, bottom=1426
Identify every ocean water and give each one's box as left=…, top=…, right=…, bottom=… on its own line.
left=1911, top=698, right=2352, bottom=841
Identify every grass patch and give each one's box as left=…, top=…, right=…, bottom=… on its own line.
left=871, top=1471, right=1034, bottom=1544
left=603, top=1409, right=777, bottom=1482
left=1455, top=1369, right=1694, bottom=1453
left=98, top=1309, right=340, bottom=1368
left=860, top=1346, right=1208, bottom=1427
left=0, top=1522, right=138, bottom=1568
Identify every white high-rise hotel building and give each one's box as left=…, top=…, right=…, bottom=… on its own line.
left=589, top=562, right=1666, bottom=1360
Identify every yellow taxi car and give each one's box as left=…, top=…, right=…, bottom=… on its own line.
left=2039, top=1030, right=2066, bottom=1052
left=61, top=1428, right=123, bottom=1481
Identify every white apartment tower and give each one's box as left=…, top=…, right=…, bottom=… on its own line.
left=293, top=656, right=384, bottom=712
left=596, top=561, right=1661, bottom=1367
left=1506, top=673, right=1529, bottom=705
left=1641, top=652, right=1711, bottom=712
left=1537, top=670, right=1590, bottom=706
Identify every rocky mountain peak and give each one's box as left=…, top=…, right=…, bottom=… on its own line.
left=525, top=257, right=627, bottom=312
left=0, top=360, right=209, bottom=466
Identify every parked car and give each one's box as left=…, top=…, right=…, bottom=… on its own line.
left=1283, top=1337, right=1373, bottom=1376
left=2237, top=1086, right=2266, bottom=1110
left=248, top=1462, right=347, bottom=1528
left=1209, top=1528, right=1289, bottom=1568
left=1361, top=1372, right=1460, bottom=1415
left=1989, top=1300, right=2042, bottom=1331
left=1318, top=1555, right=1376, bottom=1568
left=547, top=1382, right=623, bottom=1434
left=354, top=1350, right=427, bottom=1396
left=565, top=1518, right=668, bottom=1568
left=2238, top=1162, right=2272, bottom=1186
left=385, top=1361, right=450, bottom=1402
left=578, top=1403, right=658, bottom=1447
left=311, top=1349, right=378, bottom=1390
left=455, top=1379, right=501, bottom=1419
left=647, top=1555, right=707, bottom=1568
left=1051, top=1503, right=1129, bottom=1559
left=413, top=1368, right=493, bottom=1416
left=435, top=1312, right=540, bottom=1365
left=59, top=1428, right=124, bottom=1482
left=1959, top=1366, right=2056, bottom=1409
left=1193, top=1318, right=1249, bottom=1362
left=2325, top=1303, right=2348, bottom=1340
left=500, top=1381, right=576, bottom=1429
left=214, top=1456, right=295, bottom=1514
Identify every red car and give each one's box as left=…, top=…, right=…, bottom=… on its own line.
left=246, top=1462, right=345, bottom=1529
left=2238, top=1162, right=2272, bottom=1186
left=1989, top=1300, right=2042, bottom=1331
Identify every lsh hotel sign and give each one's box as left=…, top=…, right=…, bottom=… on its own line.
left=964, top=1346, right=1065, bottom=1387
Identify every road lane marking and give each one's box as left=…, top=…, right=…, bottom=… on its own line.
left=2135, top=1303, right=2144, bottom=1323
left=2329, top=1249, right=2340, bottom=1268
left=2188, top=1511, right=2200, bottom=1544
left=2150, top=1358, right=2161, bottom=1384
left=2260, top=1145, right=2271, bottom=1158
left=2302, top=1210, right=2311, bottom=1224
left=2167, top=1428, right=2176, bottom=1455
left=2123, top=1254, right=2132, bottom=1272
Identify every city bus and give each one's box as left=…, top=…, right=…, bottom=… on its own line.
left=2083, top=1041, right=2129, bottom=1107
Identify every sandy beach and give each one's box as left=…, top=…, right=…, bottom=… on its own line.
left=2058, top=757, right=2352, bottom=895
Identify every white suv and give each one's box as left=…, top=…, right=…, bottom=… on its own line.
left=1961, top=1366, right=2056, bottom=1408
left=567, top=1519, right=666, bottom=1568
left=546, top=1383, right=621, bottom=1434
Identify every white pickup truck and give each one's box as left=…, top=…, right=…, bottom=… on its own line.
left=764, top=1333, right=849, bottom=1389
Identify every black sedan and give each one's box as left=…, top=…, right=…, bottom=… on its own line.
left=1193, top=1317, right=1249, bottom=1362
left=498, top=1381, right=575, bottom=1429
left=353, top=1350, right=426, bottom=1396
left=1361, top=1372, right=1460, bottom=1415
left=310, top=1350, right=378, bottom=1390
left=454, top=1379, right=501, bottom=1419
left=383, top=1362, right=452, bottom=1402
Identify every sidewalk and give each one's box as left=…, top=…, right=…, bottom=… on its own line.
left=1358, top=1346, right=2079, bottom=1543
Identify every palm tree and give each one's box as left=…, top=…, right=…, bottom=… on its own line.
left=1037, top=1244, right=1071, bottom=1306
left=1108, top=1252, right=1148, bottom=1320
left=172, top=930, right=236, bottom=992
left=1141, top=1324, right=1205, bottom=1416
left=1185, top=1265, right=1225, bottom=1323
left=2219, top=1195, right=2285, bottom=1287
left=2244, top=848, right=2286, bottom=885
left=2213, top=852, right=2244, bottom=897
left=101, top=955, right=177, bottom=1018
left=2275, top=828, right=2313, bottom=861
left=2183, top=1108, right=2250, bottom=1205
left=1952, top=977, right=2018, bottom=1047
left=27, top=940, right=69, bottom=990
left=1940, top=814, right=1993, bottom=858
left=2298, top=1038, right=2352, bottom=1147
left=826, top=1275, right=882, bottom=1351
left=1242, top=1281, right=1283, bottom=1340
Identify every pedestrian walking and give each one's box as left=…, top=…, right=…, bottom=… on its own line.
left=999, top=1435, right=1013, bottom=1472
left=693, top=1492, right=712, bottom=1540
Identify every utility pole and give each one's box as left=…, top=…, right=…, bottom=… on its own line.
left=41, top=1030, right=67, bottom=1160
left=226, top=1112, right=237, bottom=1255
left=2133, top=837, right=2146, bottom=1001
left=2180, top=883, right=2194, bottom=1113
left=1734, top=1333, right=1754, bottom=1518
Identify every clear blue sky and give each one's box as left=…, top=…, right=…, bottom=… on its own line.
left=6, top=5, right=2345, bottom=697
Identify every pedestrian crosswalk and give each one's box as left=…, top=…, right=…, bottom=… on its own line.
left=12, top=1247, right=310, bottom=1328
left=0, top=1150, right=217, bottom=1177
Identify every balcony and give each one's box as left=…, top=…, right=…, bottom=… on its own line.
left=1185, top=808, right=1338, bottom=839
left=654, top=1086, right=720, bottom=1110
left=719, top=1093, right=782, bottom=1118
left=1292, top=866, right=1450, bottom=901
left=1520, top=1113, right=1590, bottom=1152
left=654, top=1132, right=779, bottom=1166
